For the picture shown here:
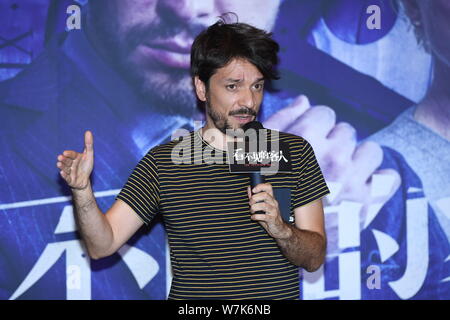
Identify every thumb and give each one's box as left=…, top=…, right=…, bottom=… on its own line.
left=84, top=130, right=94, bottom=154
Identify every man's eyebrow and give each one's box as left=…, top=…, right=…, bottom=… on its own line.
left=224, top=78, right=242, bottom=83
left=224, top=77, right=265, bottom=83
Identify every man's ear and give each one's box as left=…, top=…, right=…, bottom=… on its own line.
left=194, top=76, right=207, bottom=102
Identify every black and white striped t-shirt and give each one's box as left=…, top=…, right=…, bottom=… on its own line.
left=117, top=130, right=329, bottom=300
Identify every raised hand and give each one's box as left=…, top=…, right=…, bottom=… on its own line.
left=56, top=130, right=94, bottom=190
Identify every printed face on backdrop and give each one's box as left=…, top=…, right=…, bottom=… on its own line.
left=87, top=0, right=281, bottom=115
left=403, top=0, right=450, bottom=68
left=194, top=58, right=264, bottom=134
left=421, top=0, right=450, bottom=70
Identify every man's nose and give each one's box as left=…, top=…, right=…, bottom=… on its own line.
left=238, top=89, right=256, bottom=110
left=157, top=0, right=216, bottom=24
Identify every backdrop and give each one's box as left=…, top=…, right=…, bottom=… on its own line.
left=0, top=0, right=448, bottom=300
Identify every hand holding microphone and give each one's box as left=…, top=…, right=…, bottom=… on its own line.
left=228, top=121, right=293, bottom=236
left=242, top=120, right=266, bottom=215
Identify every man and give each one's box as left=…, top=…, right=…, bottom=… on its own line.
left=0, top=0, right=391, bottom=299
left=0, top=0, right=287, bottom=300
left=57, top=20, right=330, bottom=300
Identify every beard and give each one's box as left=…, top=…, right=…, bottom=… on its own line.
left=131, top=67, right=196, bottom=117
left=207, top=107, right=233, bottom=135
left=206, top=97, right=257, bottom=135
left=87, top=6, right=205, bottom=117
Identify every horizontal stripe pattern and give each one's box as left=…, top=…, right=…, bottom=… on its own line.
left=117, top=130, right=329, bottom=299
left=292, top=138, right=330, bottom=208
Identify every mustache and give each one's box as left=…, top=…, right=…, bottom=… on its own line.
left=124, top=19, right=207, bottom=49
left=229, top=108, right=257, bottom=117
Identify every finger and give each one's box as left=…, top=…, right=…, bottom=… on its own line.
left=62, top=165, right=71, bottom=175
left=285, top=106, right=336, bottom=143
left=57, top=157, right=72, bottom=172
left=60, top=170, right=71, bottom=184
left=59, top=170, right=67, bottom=179
left=56, top=160, right=71, bottom=173
left=250, top=213, right=268, bottom=222
left=352, top=141, right=383, bottom=184
left=326, top=122, right=357, bottom=168
left=59, top=166, right=71, bottom=178
left=247, top=186, right=252, bottom=200
left=250, top=192, right=275, bottom=206
left=250, top=201, right=277, bottom=215
left=84, top=130, right=94, bottom=153
left=319, top=122, right=358, bottom=181
left=327, top=122, right=357, bottom=147
left=252, top=183, right=273, bottom=196
left=250, top=201, right=266, bottom=213
left=62, top=150, right=79, bottom=160
left=57, top=155, right=73, bottom=167
left=263, top=95, right=311, bottom=131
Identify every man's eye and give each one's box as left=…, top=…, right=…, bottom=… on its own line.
left=254, top=83, right=264, bottom=90
left=226, top=84, right=237, bottom=90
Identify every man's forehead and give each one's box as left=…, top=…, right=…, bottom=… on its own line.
left=215, top=59, right=264, bottom=81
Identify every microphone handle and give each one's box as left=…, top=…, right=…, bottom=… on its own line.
left=250, top=172, right=265, bottom=214
left=250, top=172, right=264, bottom=189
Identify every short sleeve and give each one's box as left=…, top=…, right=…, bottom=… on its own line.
left=116, top=151, right=160, bottom=225
left=292, top=139, right=330, bottom=208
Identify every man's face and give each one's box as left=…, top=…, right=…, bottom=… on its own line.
left=88, top=0, right=281, bottom=115
left=418, top=0, right=450, bottom=68
left=194, top=58, right=265, bottom=134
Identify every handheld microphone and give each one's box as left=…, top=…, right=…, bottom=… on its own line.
left=227, top=120, right=292, bottom=176
left=244, top=121, right=266, bottom=216
left=243, top=121, right=266, bottom=190
left=227, top=121, right=293, bottom=221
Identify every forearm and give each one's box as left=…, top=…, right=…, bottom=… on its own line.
left=72, top=182, right=114, bottom=259
left=275, top=224, right=326, bottom=272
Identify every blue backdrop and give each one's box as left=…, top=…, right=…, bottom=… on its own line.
left=0, top=0, right=448, bottom=300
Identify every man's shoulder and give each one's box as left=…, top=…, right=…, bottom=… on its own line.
left=146, top=131, right=196, bottom=158
left=0, top=42, right=75, bottom=114
left=368, top=106, right=415, bottom=147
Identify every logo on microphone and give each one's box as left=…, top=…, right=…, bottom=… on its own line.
left=227, top=126, right=292, bottom=175
left=232, top=148, right=289, bottom=165
left=170, top=121, right=292, bottom=174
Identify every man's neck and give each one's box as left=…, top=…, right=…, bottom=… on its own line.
left=200, top=123, right=244, bottom=151
left=200, top=125, right=228, bottom=151
left=415, top=59, right=450, bottom=141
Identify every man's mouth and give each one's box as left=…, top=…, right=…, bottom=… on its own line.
left=138, top=39, right=192, bottom=69
left=232, top=115, right=254, bottom=124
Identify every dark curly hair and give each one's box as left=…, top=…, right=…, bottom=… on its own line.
left=190, top=15, right=280, bottom=86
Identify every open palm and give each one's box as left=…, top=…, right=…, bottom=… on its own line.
left=56, top=130, right=94, bottom=190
